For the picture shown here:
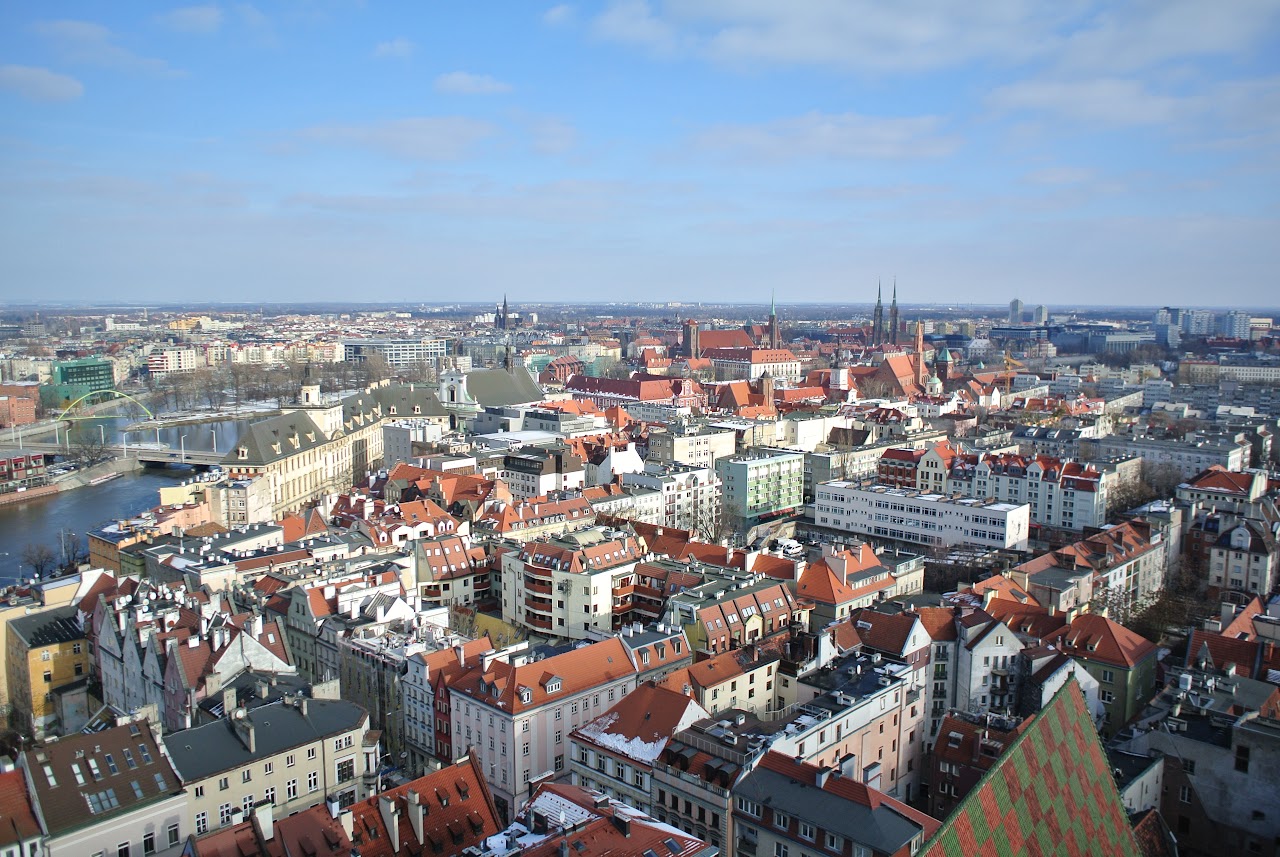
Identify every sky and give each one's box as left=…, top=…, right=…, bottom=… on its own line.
left=1, top=1, right=1278, bottom=308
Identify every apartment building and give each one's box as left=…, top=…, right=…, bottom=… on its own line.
left=717, top=449, right=805, bottom=534
left=501, top=446, right=585, bottom=500
left=446, top=637, right=642, bottom=821
left=1014, top=520, right=1169, bottom=616
left=662, top=570, right=805, bottom=657
left=401, top=637, right=499, bottom=775
left=732, top=752, right=937, bottom=857
left=20, top=718, right=187, bottom=857
left=1086, top=433, right=1249, bottom=479
left=622, top=463, right=723, bottom=537
left=163, top=697, right=378, bottom=834
left=813, top=483, right=1031, bottom=550
left=1209, top=521, right=1279, bottom=596
left=498, top=526, right=647, bottom=640
left=569, top=682, right=710, bottom=816
left=5, top=604, right=90, bottom=737
left=647, top=423, right=739, bottom=469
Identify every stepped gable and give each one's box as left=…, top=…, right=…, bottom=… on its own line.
left=920, top=683, right=1141, bottom=857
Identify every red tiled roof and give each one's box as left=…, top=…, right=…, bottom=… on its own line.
left=451, top=637, right=639, bottom=716
left=0, top=768, right=40, bottom=845
left=1059, top=614, right=1157, bottom=669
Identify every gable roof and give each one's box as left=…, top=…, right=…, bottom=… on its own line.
left=572, top=682, right=709, bottom=766
left=464, top=365, right=544, bottom=407
left=0, top=768, right=40, bottom=846
left=1058, top=614, right=1157, bottom=669
left=920, top=684, right=1141, bottom=857
left=451, top=637, right=639, bottom=716
left=223, top=411, right=328, bottom=467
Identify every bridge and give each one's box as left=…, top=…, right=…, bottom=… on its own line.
left=16, top=441, right=225, bottom=468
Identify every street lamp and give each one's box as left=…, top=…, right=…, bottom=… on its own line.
left=180, top=434, right=187, bottom=463
left=210, top=425, right=217, bottom=453
left=99, top=424, right=106, bottom=446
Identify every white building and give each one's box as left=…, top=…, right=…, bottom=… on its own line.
left=499, top=527, right=645, bottom=640
left=382, top=418, right=447, bottom=468
left=813, top=483, right=1031, bottom=550
left=447, top=637, right=642, bottom=821
left=622, top=463, right=723, bottom=537
left=342, top=338, right=449, bottom=370
left=148, top=347, right=203, bottom=376
left=716, top=449, right=805, bottom=532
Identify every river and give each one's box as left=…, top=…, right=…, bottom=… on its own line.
left=0, top=414, right=251, bottom=585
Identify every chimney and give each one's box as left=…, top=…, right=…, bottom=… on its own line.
left=299, top=696, right=309, bottom=717
left=338, top=808, right=354, bottom=841
left=454, top=644, right=466, bottom=667
left=243, top=722, right=256, bottom=754
left=251, top=799, right=274, bottom=842
left=815, top=766, right=832, bottom=788
left=223, top=686, right=237, bottom=717
left=379, top=795, right=401, bottom=853
left=327, top=795, right=341, bottom=819
left=406, top=789, right=426, bottom=845
left=611, top=814, right=631, bottom=837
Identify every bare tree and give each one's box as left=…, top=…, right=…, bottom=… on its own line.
left=68, top=424, right=110, bottom=467
left=21, top=543, right=57, bottom=578
left=193, top=368, right=228, bottom=411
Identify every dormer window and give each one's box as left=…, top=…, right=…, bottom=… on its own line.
left=237, top=447, right=248, bottom=460
left=544, top=677, right=562, bottom=694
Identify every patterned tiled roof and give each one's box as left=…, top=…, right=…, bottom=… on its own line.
left=920, top=683, right=1140, bottom=857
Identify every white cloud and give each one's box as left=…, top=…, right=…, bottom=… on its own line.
left=592, top=0, right=681, bottom=54
left=300, top=117, right=496, bottom=160
left=1056, top=0, right=1280, bottom=74
left=0, top=64, right=84, bottom=102
left=158, top=5, right=224, bottom=35
left=34, top=19, right=182, bottom=77
left=434, top=71, right=512, bottom=95
left=987, top=78, right=1192, bottom=125
left=373, top=38, right=415, bottom=59
left=692, top=111, right=957, bottom=161
left=526, top=115, right=577, bottom=154
left=544, top=4, right=574, bottom=26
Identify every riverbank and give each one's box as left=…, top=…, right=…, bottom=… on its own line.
left=124, top=403, right=281, bottom=431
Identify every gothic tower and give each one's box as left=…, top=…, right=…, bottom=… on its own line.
left=768, top=290, right=781, bottom=349
left=872, top=281, right=885, bottom=345
left=888, top=279, right=900, bottom=346
left=913, top=320, right=926, bottom=387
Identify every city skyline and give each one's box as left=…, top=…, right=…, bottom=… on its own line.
left=2, top=2, right=1278, bottom=305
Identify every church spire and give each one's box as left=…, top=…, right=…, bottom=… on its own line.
left=889, top=277, right=900, bottom=346
left=872, top=280, right=885, bottom=346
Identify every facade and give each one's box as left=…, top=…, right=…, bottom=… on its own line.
left=148, top=348, right=203, bottom=376
left=401, top=637, right=497, bottom=775
left=568, top=682, right=709, bottom=816
left=0, top=449, right=47, bottom=496
left=663, top=571, right=804, bottom=658
left=501, top=446, right=585, bottom=500
left=1088, top=434, right=1249, bottom=478
left=5, top=604, right=89, bottom=736
left=498, top=527, right=646, bottom=639
left=704, top=347, right=802, bottom=382
left=716, top=449, right=804, bottom=534
left=928, top=711, right=1025, bottom=819
left=40, top=357, right=116, bottom=408
left=813, top=483, right=1031, bottom=550
left=20, top=718, right=188, bottom=857
left=622, top=464, right=723, bottom=537
left=647, top=423, right=739, bottom=469
left=732, top=752, right=938, bottom=857
left=1056, top=614, right=1158, bottom=736
left=163, top=697, right=378, bottom=834
left=1208, top=521, right=1279, bottom=597
left=446, top=637, right=642, bottom=821
left=341, top=337, right=448, bottom=369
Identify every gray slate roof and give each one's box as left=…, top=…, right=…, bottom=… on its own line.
left=8, top=604, right=84, bottom=648
left=222, top=411, right=328, bottom=467
left=162, top=698, right=367, bottom=782
left=466, top=365, right=544, bottom=407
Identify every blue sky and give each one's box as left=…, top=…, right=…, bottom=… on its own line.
left=1, top=1, right=1277, bottom=308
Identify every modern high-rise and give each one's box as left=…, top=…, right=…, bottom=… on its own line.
left=1009, top=298, right=1025, bottom=325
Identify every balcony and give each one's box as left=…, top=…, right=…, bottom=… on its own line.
left=525, top=594, right=552, bottom=613
left=525, top=614, right=553, bottom=630
left=525, top=578, right=552, bottom=596
left=736, top=839, right=758, bottom=856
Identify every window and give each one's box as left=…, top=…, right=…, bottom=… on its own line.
left=308, top=771, right=319, bottom=792
left=799, top=821, right=816, bottom=841
left=219, top=803, right=234, bottom=826
left=1182, top=759, right=1196, bottom=775
left=736, top=797, right=761, bottom=817
left=122, top=748, right=136, bottom=769
left=219, top=777, right=229, bottom=791
left=1100, top=669, right=1115, bottom=683
left=287, top=780, right=298, bottom=800
left=264, top=762, right=273, bottom=775
left=264, top=786, right=276, bottom=805
left=195, top=812, right=208, bottom=835
left=287, top=754, right=296, bottom=767
left=774, top=845, right=789, bottom=857
left=774, top=812, right=790, bottom=830
left=1179, top=785, right=1191, bottom=803
left=825, top=833, right=842, bottom=851
left=1100, top=690, right=1115, bottom=704
left=195, top=785, right=205, bottom=798
left=337, top=759, right=355, bottom=783
left=74, top=642, right=82, bottom=654
left=143, top=833, right=155, bottom=856
left=307, top=748, right=317, bottom=760
left=555, top=754, right=564, bottom=772
left=1236, top=745, right=1250, bottom=773
left=43, top=671, right=51, bottom=683
left=168, top=824, right=180, bottom=847
left=243, top=794, right=254, bottom=816
left=139, top=744, right=152, bottom=764
left=242, top=769, right=252, bottom=783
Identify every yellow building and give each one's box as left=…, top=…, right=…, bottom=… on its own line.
left=0, top=574, right=86, bottom=720
left=5, top=603, right=90, bottom=736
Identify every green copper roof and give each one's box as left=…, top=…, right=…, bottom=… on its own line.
left=921, top=682, right=1140, bottom=857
